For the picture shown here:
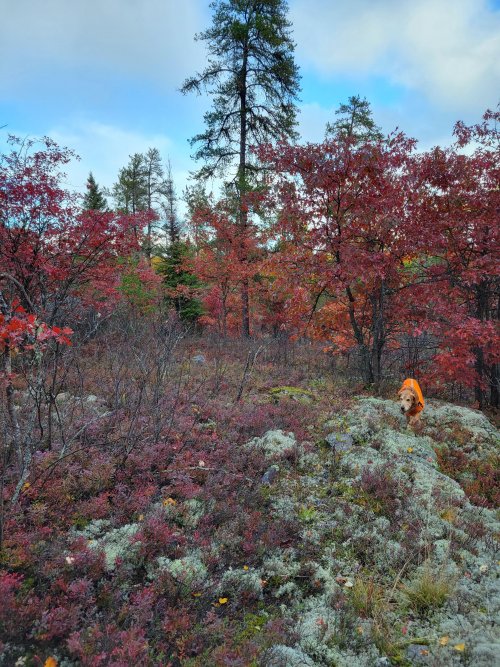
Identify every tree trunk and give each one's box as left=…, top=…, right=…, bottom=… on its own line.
left=238, top=39, right=251, bottom=338
left=370, top=280, right=386, bottom=393
left=241, top=277, right=250, bottom=338
left=474, top=282, right=489, bottom=408
left=490, top=363, right=499, bottom=409
left=346, top=286, right=373, bottom=385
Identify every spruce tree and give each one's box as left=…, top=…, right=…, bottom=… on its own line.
left=162, top=160, right=181, bottom=245
left=181, top=0, right=300, bottom=336
left=158, top=242, right=204, bottom=322
left=82, top=172, right=107, bottom=211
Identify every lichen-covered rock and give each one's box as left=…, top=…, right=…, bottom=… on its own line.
left=245, top=429, right=297, bottom=460
left=149, top=550, right=208, bottom=587
left=84, top=522, right=140, bottom=570
left=261, top=464, right=280, bottom=485
left=269, top=386, right=315, bottom=404
left=264, top=397, right=500, bottom=666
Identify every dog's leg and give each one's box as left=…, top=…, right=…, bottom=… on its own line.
left=408, top=414, right=420, bottom=430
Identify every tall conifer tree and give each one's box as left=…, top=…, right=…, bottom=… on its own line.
left=181, top=0, right=300, bottom=336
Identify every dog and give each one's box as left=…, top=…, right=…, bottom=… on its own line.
left=398, top=378, right=425, bottom=427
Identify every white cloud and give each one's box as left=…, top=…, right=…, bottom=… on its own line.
left=42, top=119, right=195, bottom=221
left=0, top=0, right=207, bottom=93
left=48, top=120, right=172, bottom=192
left=291, top=0, right=500, bottom=111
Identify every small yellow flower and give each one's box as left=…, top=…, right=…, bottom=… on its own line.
left=453, top=643, right=466, bottom=652
left=192, top=592, right=202, bottom=597
left=22, top=482, right=31, bottom=491
left=243, top=565, right=249, bottom=571
left=163, top=497, right=177, bottom=506
left=218, top=597, right=228, bottom=605
left=44, top=658, right=58, bottom=667
left=407, top=447, right=413, bottom=453
left=439, top=636, right=449, bottom=646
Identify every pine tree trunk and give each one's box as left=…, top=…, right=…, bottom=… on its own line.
left=238, top=41, right=251, bottom=338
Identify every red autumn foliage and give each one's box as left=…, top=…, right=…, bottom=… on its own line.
left=252, top=108, right=499, bottom=402
left=187, top=193, right=264, bottom=336
left=257, top=130, right=422, bottom=387
left=0, top=110, right=498, bottom=666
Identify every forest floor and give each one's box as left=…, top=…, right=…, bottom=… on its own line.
left=1, top=330, right=499, bottom=666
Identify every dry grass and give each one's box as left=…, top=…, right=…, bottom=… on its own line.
left=402, top=561, right=454, bottom=614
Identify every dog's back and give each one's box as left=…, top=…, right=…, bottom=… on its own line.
left=399, top=378, right=424, bottom=416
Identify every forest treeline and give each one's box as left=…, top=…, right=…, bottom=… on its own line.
left=0, top=0, right=498, bottom=502
left=0, top=2, right=499, bottom=664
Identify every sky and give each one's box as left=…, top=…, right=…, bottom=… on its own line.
left=1, top=0, right=499, bottom=214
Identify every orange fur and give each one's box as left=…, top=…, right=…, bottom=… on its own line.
left=398, top=378, right=425, bottom=426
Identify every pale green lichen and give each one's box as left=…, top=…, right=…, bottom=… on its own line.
left=150, top=550, right=208, bottom=586
left=85, top=523, right=140, bottom=570
left=269, top=386, right=315, bottom=404
left=262, top=550, right=303, bottom=599
left=218, top=566, right=263, bottom=599
left=263, top=644, right=316, bottom=666
left=252, top=398, right=499, bottom=666
left=245, top=429, right=298, bottom=460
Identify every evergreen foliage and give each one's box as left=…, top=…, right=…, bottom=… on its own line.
left=326, top=95, right=383, bottom=142
left=181, top=0, right=300, bottom=183
left=82, top=172, right=107, bottom=211
left=113, top=150, right=181, bottom=257
left=162, top=160, right=181, bottom=245
left=158, top=241, right=204, bottom=322
left=113, top=153, right=148, bottom=214
left=181, top=0, right=300, bottom=336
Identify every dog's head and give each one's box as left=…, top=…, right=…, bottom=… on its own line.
left=398, top=388, right=417, bottom=415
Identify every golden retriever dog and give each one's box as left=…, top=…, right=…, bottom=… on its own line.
left=398, top=378, right=425, bottom=427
